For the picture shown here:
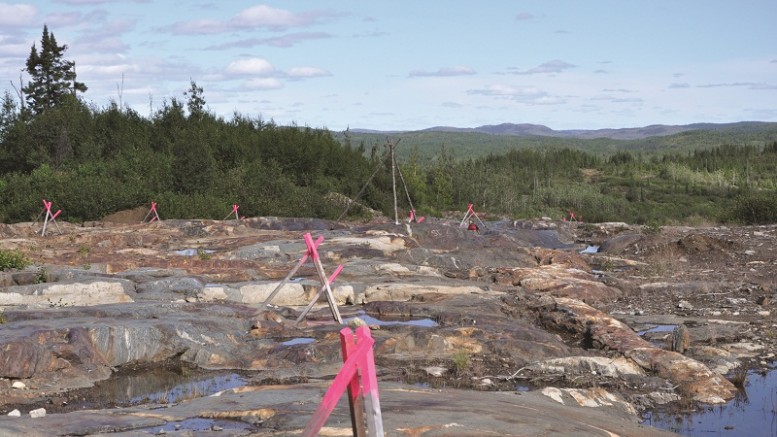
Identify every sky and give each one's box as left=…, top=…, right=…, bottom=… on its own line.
left=1, top=1, right=776, bottom=132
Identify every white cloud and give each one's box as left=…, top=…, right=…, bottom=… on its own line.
left=468, top=84, right=565, bottom=105
left=53, top=0, right=150, bottom=4
left=408, top=66, right=476, bottom=77
left=287, top=66, right=331, bottom=78
left=206, top=32, right=331, bottom=50
left=170, top=19, right=227, bottom=35
left=226, top=58, right=275, bottom=76
left=232, top=5, right=303, bottom=28
left=695, top=81, right=777, bottom=90
left=0, top=35, right=30, bottom=56
left=244, top=77, right=283, bottom=90
left=510, top=60, right=576, bottom=75
left=170, top=5, right=338, bottom=35
left=80, top=63, right=140, bottom=76
left=0, top=3, right=37, bottom=27
left=515, top=12, right=533, bottom=21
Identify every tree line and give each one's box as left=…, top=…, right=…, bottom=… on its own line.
left=1, top=26, right=776, bottom=225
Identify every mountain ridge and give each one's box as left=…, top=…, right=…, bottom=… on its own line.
left=351, top=121, right=776, bottom=141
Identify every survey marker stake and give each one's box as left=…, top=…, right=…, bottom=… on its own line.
left=256, top=234, right=345, bottom=325
left=38, top=199, right=62, bottom=237
left=459, top=202, right=487, bottom=230
left=143, top=201, right=160, bottom=223
left=302, top=326, right=383, bottom=437
left=223, top=204, right=240, bottom=222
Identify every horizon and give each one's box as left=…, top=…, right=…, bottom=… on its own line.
left=2, top=1, right=776, bottom=132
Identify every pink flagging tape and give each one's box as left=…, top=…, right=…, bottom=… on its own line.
left=302, top=234, right=324, bottom=263
left=340, top=328, right=364, bottom=422
left=328, top=264, right=344, bottom=283
left=341, top=327, right=366, bottom=436
left=224, top=204, right=240, bottom=221
left=408, top=209, right=426, bottom=224
left=294, top=263, right=345, bottom=324
left=143, top=201, right=161, bottom=223
left=356, top=326, right=384, bottom=435
left=303, top=232, right=321, bottom=262
left=256, top=234, right=325, bottom=316
left=460, top=202, right=486, bottom=230
left=563, top=211, right=583, bottom=223
left=294, top=264, right=343, bottom=323
left=302, top=327, right=381, bottom=437
left=39, top=199, right=62, bottom=236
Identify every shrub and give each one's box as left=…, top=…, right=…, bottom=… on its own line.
left=729, top=191, right=777, bottom=224
left=0, top=248, right=30, bottom=271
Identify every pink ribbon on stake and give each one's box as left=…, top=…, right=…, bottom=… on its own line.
left=303, top=232, right=322, bottom=262
left=302, top=326, right=383, bottom=436
left=408, top=209, right=426, bottom=224
left=40, top=199, right=61, bottom=236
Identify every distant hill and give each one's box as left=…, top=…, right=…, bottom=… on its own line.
left=353, top=121, right=777, bottom=141
left=342, top=121, right=777, bottom=162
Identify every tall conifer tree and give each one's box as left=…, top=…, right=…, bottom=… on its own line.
left=23, top=25, right=87, bottom=114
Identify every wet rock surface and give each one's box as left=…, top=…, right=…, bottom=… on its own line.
left=1, top=217, right=775, bottom=435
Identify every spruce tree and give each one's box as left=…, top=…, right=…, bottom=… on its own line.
left=23, top=25, right=87, bottom=114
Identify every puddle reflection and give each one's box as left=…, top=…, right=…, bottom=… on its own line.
left=145, top=418, right=252, bottom=433
left=87, top=368, right=246, bottom=406
left=346, top=311, right=438, bottom=328
left=280, top=337, right=316, bottom=346
left=173, top=249, right=215, bottom=256
left=643, top=368, right=777, bottom=436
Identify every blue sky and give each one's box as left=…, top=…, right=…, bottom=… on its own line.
left=2, top=1, right=776, bottom=131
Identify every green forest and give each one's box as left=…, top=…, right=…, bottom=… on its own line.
left=2, top=26, right=777, bottom=226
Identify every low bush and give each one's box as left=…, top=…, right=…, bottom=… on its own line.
left=729, top=192, right=777, bottom=224
left=0, top=248, right=30, bottom=271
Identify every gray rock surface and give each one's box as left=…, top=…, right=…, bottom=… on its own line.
left=2, top=218, right=776, bottom=435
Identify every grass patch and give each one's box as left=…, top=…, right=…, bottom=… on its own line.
left=730, top=366, right=749, bottom=389
left=452, top=350, right=471, bottom=373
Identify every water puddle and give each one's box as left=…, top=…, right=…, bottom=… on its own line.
left=69, top=367, right=246, bottom=408
left=637, top=324, right=677, bottom=335
left=142, top=418, right=253, bottom=433
left=346, top=311, right=438, bottom=328
left=643, top=367, right=777, bottom=436
left=280, top=337, right=316, bottom=346
left=174, top=248, right=215, bottom=256
left=636, top=324, right=676, bottom=347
